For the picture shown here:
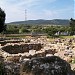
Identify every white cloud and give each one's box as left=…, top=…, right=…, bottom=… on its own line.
left=43, top=7, right=74, bottom=19
left=0, top=0, right=42, bottom=22
left=0, top=0, right=74, bottom=22
left=0, top=0, right=57, bottom=22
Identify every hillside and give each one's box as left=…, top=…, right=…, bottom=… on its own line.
left=7, top=19, right=70, bottom=25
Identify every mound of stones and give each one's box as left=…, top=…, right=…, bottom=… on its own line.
left=20, top=56, right=74, bottom=75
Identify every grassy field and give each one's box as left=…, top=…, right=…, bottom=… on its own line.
left=59, top=36, right=75, bottom=39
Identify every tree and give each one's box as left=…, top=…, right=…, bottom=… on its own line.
left=19, top=27, right=30, bottom=34
left=43, top=26, right=58, bottom=37
left=0, top=8, right=6, bottom=33
left=70, top=18, right=75, bottom=35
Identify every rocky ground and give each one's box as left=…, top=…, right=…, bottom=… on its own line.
left=0, top=37, right=75, bottom=75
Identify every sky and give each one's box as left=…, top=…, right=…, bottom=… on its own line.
left=0, top=0, right=74, bottom=23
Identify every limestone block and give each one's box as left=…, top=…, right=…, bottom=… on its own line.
left=29, top=50, right=36, bottom=56
left=46, top=54, right=53, bottom=57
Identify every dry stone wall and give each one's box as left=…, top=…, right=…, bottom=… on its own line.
left=2, top=43, right=42, bottom=54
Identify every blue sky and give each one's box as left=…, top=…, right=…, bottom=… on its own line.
left=0, top=0, right=74, bottom=23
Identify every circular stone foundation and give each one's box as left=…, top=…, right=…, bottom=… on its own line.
left=1, top=43, right=42, bottom=54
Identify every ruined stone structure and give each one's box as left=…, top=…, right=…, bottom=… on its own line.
left=0, top=37, right=75, bottom=75
left=0, top=43, right=43, bottom=62
left=2, top=43, right=42, bottom=54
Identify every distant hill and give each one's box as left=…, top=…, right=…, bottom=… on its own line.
left=7, top=19, right=70, bottom=25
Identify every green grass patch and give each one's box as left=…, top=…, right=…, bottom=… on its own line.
left=59, top=36, right=74, bottom=39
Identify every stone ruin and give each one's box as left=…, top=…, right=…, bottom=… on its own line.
left=0, top=37, right=75, bottom=75
left=2, top=43, right=42, bottom=54
left=0, top=43, right=43, bottom=62
left=0, top=37, right=57, bottom=62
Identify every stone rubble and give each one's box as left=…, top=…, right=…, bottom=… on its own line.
left=0, top=37, right=75, bottom=74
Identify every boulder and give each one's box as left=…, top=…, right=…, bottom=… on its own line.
left=29, top=50, right=36, bottom=56
left=20, top=56, right=74, bottom=75
left=46, top=54, right=53, bottom=57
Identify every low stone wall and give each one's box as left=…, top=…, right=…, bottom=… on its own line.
left=2, top=43, right=42, bottom=54
left=0, top=40, right=23, bottom=46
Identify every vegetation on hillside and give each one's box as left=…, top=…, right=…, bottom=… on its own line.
left=5, top=25, right=71, bottom=37
left=4, top=18, right=75, bottom=37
